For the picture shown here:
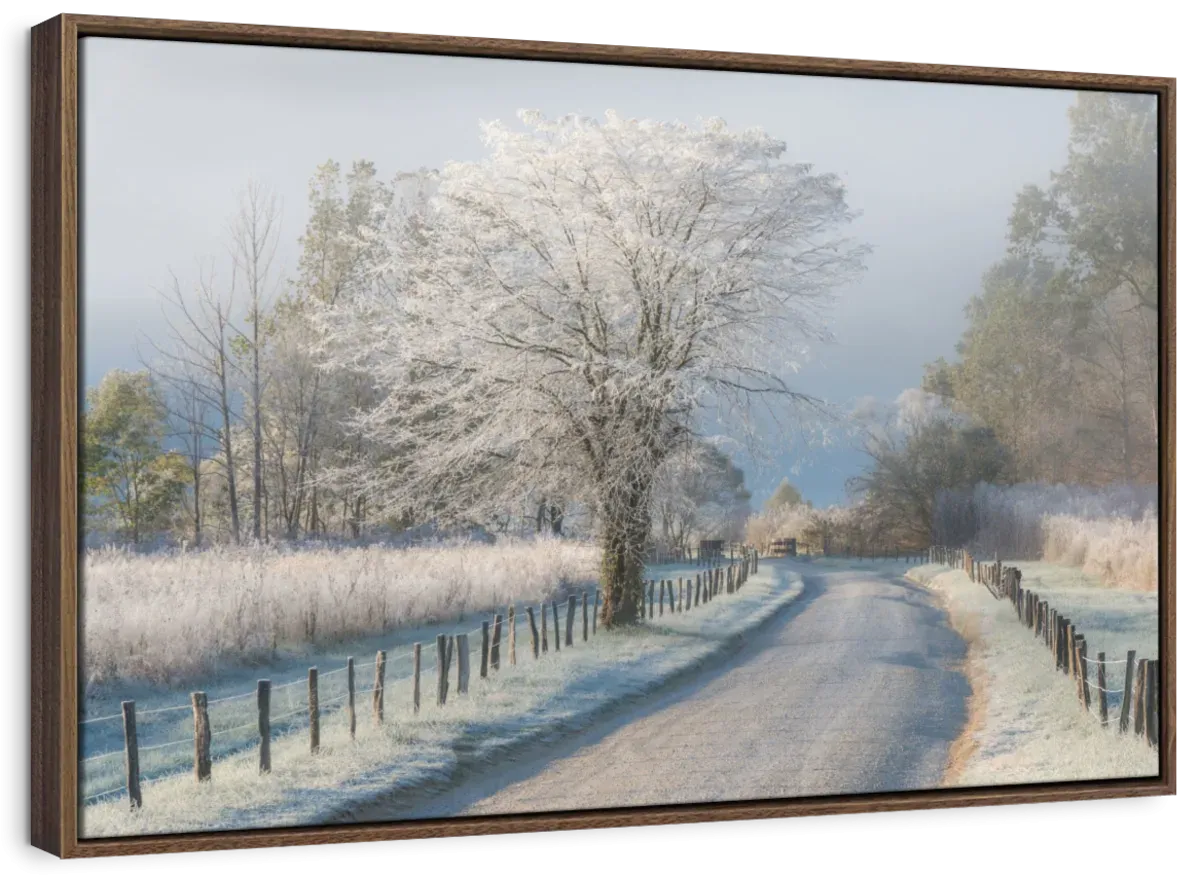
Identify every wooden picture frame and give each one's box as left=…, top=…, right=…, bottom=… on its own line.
left=31, top=12, right=1175, bottom=859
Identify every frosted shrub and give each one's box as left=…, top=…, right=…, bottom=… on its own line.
left=934, top=483, right=1157, bottom=591
left=1042, top=514, right=1158, bottom=591
left=81, top=539, right=598, bottom=686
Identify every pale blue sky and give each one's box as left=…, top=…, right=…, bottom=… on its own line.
left=80, top=37, right=1080, bottom=507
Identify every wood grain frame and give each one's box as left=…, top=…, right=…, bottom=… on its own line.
left=30, top=12, right=1177, bottom=859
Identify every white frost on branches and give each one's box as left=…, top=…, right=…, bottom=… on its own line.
left=315, top=110, right=867, bottom=613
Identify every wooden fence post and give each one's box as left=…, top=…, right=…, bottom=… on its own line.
left=668, top=580, right=676, bottom=613
left=658, top=581, right=665, bottom=616
left=508, top=606, right=517, bottom=666
left=641, top=581, right=648, bottom=620
left=436, top=634, right=449, bottom=705
left=1080, top=633, right=1089, bottom=691
left=527, top=607, right=540, bottom=659
left=541, top=603, right=549, bottom=653
left=457, top=633, right=470, bottom=694
left=552, top=601, right=561, bottom=651
left=1132, top=658, right=1147, bottom=735
left=122, top=700, right=141, bottom=808
left=480, top=623, right=489, bottom=680
left=1146, top=659, right=1159, bottom=748
left=1062, top=621, right=1073, bottom=675
left=582, top=592, right=590, bottom=642
left=593, top=590, right=599, bottom=636
left=1119, top=650, right=1136, bottom=732
left=1070, top=631, right=1081, bottom=680
left=686, top=579, right=692, bottom=610
left=491, top=614, right=502, bottom=670
left=257, top=680, right=271, bottom=773
left=413, top=643, right=422, bottom=713
left=308, top=667, right=320, bottom=754
left=565, top=595, right=576, bottom=646
left=1056, top=618, right=1065, bottom=671
left=191, top=692, right=211, bottom=782
left=372, top=650, right=386, bottom=724
left=347, top=657, right=357, bottom=740
left=1077, top=639, right=1090, bottom=708
left=648, top=581, right=655, bottom=619
left=1097, top=652, right=1108, bottom=726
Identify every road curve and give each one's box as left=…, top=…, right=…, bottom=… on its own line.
left=372, top=563, right=968, bottom=819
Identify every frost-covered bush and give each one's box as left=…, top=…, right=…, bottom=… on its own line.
left=934, top=483, right=1157, bottom=590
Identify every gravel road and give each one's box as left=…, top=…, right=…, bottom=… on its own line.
left=367, top=563, right=968, bottom=819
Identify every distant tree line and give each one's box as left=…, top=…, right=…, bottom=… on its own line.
left=837, top=92, right=1157, bottom=549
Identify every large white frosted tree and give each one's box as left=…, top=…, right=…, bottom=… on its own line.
left=318, top=111, right=867, bottom=625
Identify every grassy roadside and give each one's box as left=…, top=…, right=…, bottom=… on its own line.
left=82, top=560, right=806, bottom=838
left=906, top=563, right=1156, bottom=788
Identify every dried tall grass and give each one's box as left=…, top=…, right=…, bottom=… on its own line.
left=935, top=483, right=1157, bottom=591
left=81, top=539, right=599, bottom=686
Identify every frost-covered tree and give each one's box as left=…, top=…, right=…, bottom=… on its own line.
left=653, top=444, right=751, bottom=554
left=266, top=160, right=395, bottom=539
left=928, top=93, right=1158, bottom=487
left=318, top=111, right=867, bottom=625
left=852, top=389, right=1010, bottom=546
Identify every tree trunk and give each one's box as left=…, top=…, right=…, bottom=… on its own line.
left=216, top=323, right=240, bottom=545
left=598, top=516, right=649, bottom=628
left=192, top=463, right=202, bottom=547
left=252, top=332, right=263, bottom=541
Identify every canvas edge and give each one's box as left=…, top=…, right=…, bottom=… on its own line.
left=67, top=778, right=1175, bottom=858
left=28, top=11, right=1177, bottom=859
left=69, top=13, right=1175, bottom=89
left=1157, top=75, right=1176, bottom=796
left=31, top=12, right=80, bottom=860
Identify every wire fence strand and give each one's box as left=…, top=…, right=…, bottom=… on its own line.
left=76, top=577, right=696, bottom=807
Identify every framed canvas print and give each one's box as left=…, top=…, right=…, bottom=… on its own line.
left=31, top=13, right=1175, bottom=858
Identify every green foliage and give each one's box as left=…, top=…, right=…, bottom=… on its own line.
left=83, top=370, right=186, bottom=543
left=764, top=478, right=805, bottom=512
left=1009, top=92, right=1157, bottom=312
left=927, top=91, right=1158, bottom=486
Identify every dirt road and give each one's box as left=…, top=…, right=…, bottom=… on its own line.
left=377, top=563, right=967, bottom=818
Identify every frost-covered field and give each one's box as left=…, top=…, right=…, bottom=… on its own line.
left=936, top=483, right=1158, bottom=591
left=907, top=563, right=1157, bottom=787
left=81, top=539, right=599, bottom=686
left=80, top=559, right=805, bottom=838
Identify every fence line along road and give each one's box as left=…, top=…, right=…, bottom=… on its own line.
left=83, top=549, right=760, bottom=811
left=928, top=545, right=1159, bottom=746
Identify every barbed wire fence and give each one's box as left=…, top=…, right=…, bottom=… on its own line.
left=928, top=546, right=1160, bottom=747
left=80, top=550, right=758, bottom=811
